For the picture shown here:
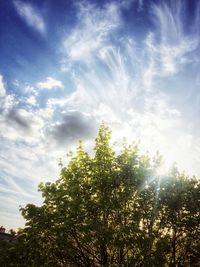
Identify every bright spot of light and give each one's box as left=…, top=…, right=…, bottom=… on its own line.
left=156, top=164, right=169, bottom=178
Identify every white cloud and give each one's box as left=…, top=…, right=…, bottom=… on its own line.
left=13, top=0, right=45, bottom=34
left=0, top=94, right=17, bottom=113
left=26, top=95, right=37, bottom=106
left=0, top=75, right=6, bottom=97
left=149, top=1, right=200, bottom=77
left=24, top=85, right=38, bottom=95
left=7, top=0, right=200, bottom=178
left=0, top=77, right=54, bottom=144
left=60, top=28, right=200, bottom=177
left=62, top=1, right=121, bottom=63
left=37, top=77, right=63, bottom=90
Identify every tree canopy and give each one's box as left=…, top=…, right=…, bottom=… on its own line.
left=1, top=124, right=200, bottom=266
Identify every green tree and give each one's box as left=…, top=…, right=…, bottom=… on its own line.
left=3, top=124, right=200, bottom=266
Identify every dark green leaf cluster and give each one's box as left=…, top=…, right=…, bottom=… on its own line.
left=2, top=125, right=200, bottom=266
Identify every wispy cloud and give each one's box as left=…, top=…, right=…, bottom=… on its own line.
left=37, top=77, right=63, bottom=90
left=2, top=0, right=200, bottom=177
left=0, top=75, right=6, bottom=97
left=62, top=1, right=121, bottom=65
left=148, top=0, right=200, bottom=77
left=13, top=0, right=45, bottom=34
left=56, top=0, right=200, bottom=176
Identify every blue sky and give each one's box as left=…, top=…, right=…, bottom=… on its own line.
left=0, top=0, right=200, bottom=229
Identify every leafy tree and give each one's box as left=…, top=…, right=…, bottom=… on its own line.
left=2, top=124, right=200, bottom=266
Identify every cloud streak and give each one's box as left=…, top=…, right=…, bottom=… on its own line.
left=149, top=0, right=199, bottom=77
left=61, top=1, right=121, bottom=67
left=0, top=75, right=6, bottom=97
left=13, top=0, right=45, bottom=34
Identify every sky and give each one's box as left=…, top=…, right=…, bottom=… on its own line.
left=0, top=0, right=200, bottom=229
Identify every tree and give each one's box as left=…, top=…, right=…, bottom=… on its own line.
left=3, top=124, right=200, bottom=266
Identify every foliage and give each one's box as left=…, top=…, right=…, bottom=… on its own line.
left=2, top=124, right=200, bottom=266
